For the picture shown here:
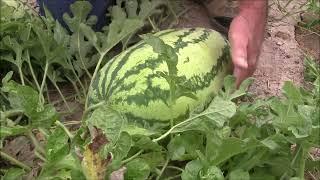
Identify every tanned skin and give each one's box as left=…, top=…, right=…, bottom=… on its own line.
left=229, top=0, right=268, bottom=86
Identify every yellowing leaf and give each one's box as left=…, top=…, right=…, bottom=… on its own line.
left=81, top=145, right=108, bottom=180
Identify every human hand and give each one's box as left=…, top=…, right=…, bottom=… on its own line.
left=228, top=0, right=268, bottom=87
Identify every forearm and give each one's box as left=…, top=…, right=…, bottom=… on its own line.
left=238, top=0, right=268, bottom=12
left=237, top=0, right=268, bottom=40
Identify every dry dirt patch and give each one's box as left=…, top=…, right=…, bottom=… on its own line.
left=171, top=0, right=311, bottom=98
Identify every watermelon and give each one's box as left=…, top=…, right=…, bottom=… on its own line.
left=88, top=28, right=232, bottom=123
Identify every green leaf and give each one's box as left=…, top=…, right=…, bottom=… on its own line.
left=30, top=104, right=59, bottom=129
left=134, top=136, right=162, bottom=151
left=200, top=97, right=237, bottom=128
left=2, top=168, right=25, bottom=180
left=125, top=0, right=139, bottom=18
left=172, top=97, right=236, bottom=133
left=112, top=132, right=132, bottom=161
left=125, top=0, right=164, bottom=20
left=40, top=153, right=84, bottom=180
left=1, top=71, right=13, bottom=84
left=43, top=5, right=56, bottom=27
left=271, top=99, right=312, bottom=138
left=139, top=151, right=165, bottom=170
left=230, top=78, right=254, bottom=100
left=87, top=105, right=127, bottom=145
left=62, top=1, right=96, bottom=32
left=223, top=75, right=236, bottom=95
left=101, top=14, right=143, bottom=52
left=206, top=136, right=261, bottom=165
left=290, top=178, right=303, bottom=180
left=290, top=145, right=308, bottom=179
left=297, top=105, right=315, bottom=121
left=45, top=126, right=70, bottom=162
left=0, top=125, right=28, bottom=138
left=141, top=33, right=199, bottom=106
left=1, top=36, right=23, bottom=67
left=200, top=166, right=224, bottom=180
left=62, top=1, right=98, bottom=76
left=54, top=20, right=70, bottom=47
left=261, top=138, right=280, bottom=150
left=181, top=160, right=204, bottom=180
left=69, top=30, right=97, bottom=75
left=250, top=171, right=276, bottom=180
left=304, top=56, right=320, bottom=83
left=221, top=75, right=253, bottom=100
left=0, top=53, right=15, bottom=65
left=266, top=156, right=292, bottom=177
left=2, top=81, right=58, bottom=128
left=125, top=158, right=150, bottom=180
left=142, top=34, right=178, bottom=75
left=80, top=23, right=98, bottom=47
left=120, top=0, right=166, bottom=46
left=229, top=169, right=250, bottom=180
left=168, top=132, right=204, bottom=161
left=32, top=24, right=70, bottom=68
left=122, top=125, right=157, bottom=136
left=2, top=80, right=38, bottom=113
left=282, top=81, right=303, bottom=104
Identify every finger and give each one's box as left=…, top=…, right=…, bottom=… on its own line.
left=233, top=66, right=249, bottom=87
left=228, top=16, right=250, bottom=86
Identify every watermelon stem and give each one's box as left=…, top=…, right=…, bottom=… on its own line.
left=85, top=51, right=108, bottom=110
left=26, top=50, right=41, bottom=92
left=76, top=32, right=93, bottom=79
left=55, top=120, right=74, bottom=139
left=39, top=61, right=49, bottom=104
left=156, top=157, right=170, bottom=180
left=153, top=112, right=213, bottom=142
left=82, top=101, right=106, bottom=120
left=0, top=151, right=31, bottom=171
left=121, top=149, right=144, bottom=164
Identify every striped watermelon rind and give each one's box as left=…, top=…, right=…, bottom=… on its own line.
left=88, top=28, right=232, bottom=123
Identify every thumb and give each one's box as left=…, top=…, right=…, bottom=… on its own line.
left=228, top=16, right=250, bottom=87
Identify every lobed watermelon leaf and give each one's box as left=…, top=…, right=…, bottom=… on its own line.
left=220, top=75, right=254, bottom=101
left=229, top=169, right=250, bottom=180
left=111, top=132, right=132, bottom=161
left=181, top=160, right=204, bottom=180
left=1, top=168, right=26, bottom=180
left=124, top=158, right=151, bottom=180
left=167, top=132, right=204, bottom=161
left=86, top=104, right=127, bottom=146
left=168, top=97, right=236, bottom=135
left=1, top=80, right=58, bottom=129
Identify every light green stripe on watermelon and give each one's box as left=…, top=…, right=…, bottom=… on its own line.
left=88, top=28, right=232, bottom=122
left=108, top=28, right=213, bottom=96
left=91, top=30, right=174, bottom=99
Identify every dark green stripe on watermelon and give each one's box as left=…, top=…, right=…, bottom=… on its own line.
left=104, top=43, right=146, bottom=98
left=173, top=28, right=196, bottom=51
left=191, top=29, right=210, bottom=43
left=100, top=29, right=177, bottom=101
left=112, top=73, right=170, bottom=106
left=88, top=71, right=102, bottom=104
left=110, top=57, right=164, bottom=97
left=173, top=29, right=210, bottom=52
left=184, top=45, right=230, bottom=91
left=112, top=44, right=230, bottom=109
left=109, top=28, right=215, bottom=100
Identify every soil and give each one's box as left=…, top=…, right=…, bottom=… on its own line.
left=173, top=0, right=319, bottom=98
